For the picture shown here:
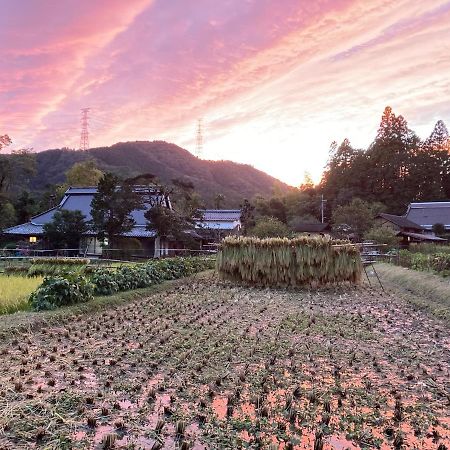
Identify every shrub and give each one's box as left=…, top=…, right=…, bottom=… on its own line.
left=408, top=243, right=450, bottom=255
left=364, top=226, right=400, bottom=248
left=90, top=257, right=215, bottom=295
left=26, top=256, right=214, bottom=311
left=397, top=250, right=450, bottom=276
left=247, top=216, right=291, bottom=239
left=29, top=275, right=94, bottom=311
left=90, top=269, right=120, bottom=296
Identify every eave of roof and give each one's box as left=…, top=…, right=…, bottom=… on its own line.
left=400, top=231, right=447, bottom=241
left=378, top=213, right=423, bottom=230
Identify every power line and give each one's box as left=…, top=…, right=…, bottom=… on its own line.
left=79, top=108, right=90, bottom=151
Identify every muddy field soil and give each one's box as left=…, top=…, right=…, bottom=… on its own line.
left=0, top=273, right=449, bottom=449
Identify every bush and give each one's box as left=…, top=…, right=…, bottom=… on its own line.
left=364, top=226, right=400, bottom=248
left=29, top=275, right=94, bottom=311
left=247, top=216, right=291, bottom=239
left=397, top=250, right=450, bottom=276
left=90, top=257, right=215, bottom=295
left=408, top=243, right=450, bottom=255
left=90, top=269, right=120, bottom=295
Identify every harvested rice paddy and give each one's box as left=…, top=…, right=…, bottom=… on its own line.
left=0, top=272, right=448, bottom=449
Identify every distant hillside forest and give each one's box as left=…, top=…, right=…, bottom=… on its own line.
left=30, top=141, right=291, bottom=205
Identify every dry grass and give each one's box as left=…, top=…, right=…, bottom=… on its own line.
left=376, top=263, right=450, bottom=322
left=0, top=275, right=43, bottom=315
left=217, top=236, right=362, bottom=286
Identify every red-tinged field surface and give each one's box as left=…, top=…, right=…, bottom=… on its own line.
left=0, top=273, right=448, bottom=449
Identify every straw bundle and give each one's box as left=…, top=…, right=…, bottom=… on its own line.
left=216, top=236, right=362, bottom=287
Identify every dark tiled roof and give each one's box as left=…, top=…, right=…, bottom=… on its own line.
left=293, top=223, right=330, bottom=233
left=378, top=213, right=423, bottom=231
left=3, top=222, right=44, bottom=235
left=199, top=209, right=241, bottom=221
left=3, top=186, right=166, bottom=237
left=405, top=202, right=450, bottom=229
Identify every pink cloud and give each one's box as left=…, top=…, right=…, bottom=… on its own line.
left=1, top=0, right=450, bottom=185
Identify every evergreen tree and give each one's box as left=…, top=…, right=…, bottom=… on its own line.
left=366, top=106, right=420, bottom=212
left=422, top=120, right=450, bottom=152
left=421, top=120, right=450, bottom=198
left=43, top=210, right=88, bottom=249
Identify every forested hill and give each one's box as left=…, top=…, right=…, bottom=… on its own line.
left=30, top=141, right=291, bottom=206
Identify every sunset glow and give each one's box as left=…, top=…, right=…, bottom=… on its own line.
left=2, top=0, right=450, bottom=185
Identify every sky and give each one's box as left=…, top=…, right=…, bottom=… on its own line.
left=2, top=0, right=450, bottom=186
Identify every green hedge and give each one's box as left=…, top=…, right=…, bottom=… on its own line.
left=29, top=257, right=214, bottom=310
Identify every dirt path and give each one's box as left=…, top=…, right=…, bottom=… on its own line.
left=0, top=273, right=449, bottom=449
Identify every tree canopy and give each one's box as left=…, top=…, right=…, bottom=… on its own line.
left=90, top=173, right=142, bottom=244
left=248, top=216, right=291, bottom=239
left=332, top=198, right=385, bottom=239
left=43, top=210, right=88, bottom=249
left=65, top=160, right=104, bottom=187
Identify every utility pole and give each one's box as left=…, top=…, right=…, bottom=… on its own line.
left=321, top=194, right=327, bottom=223
left=79, top=108, right=90, bottom=151
left=195, top=118, right=203, bottom=158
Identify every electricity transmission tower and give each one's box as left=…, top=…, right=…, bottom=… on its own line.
left=79, top=108, right=90, bottom=151
left=195, top=118, right=203, bottom=158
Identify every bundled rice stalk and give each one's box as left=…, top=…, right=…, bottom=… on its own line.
left=216, top=236, right=362, bottom=287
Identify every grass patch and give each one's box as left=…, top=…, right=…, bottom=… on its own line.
left=0, top=275, right=43, bottom=315
left=377, top=262, right=450, bottom=322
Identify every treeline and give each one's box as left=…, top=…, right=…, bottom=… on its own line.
left=238, top=107, right=450, bottom=240
left=322, top=106, right=450, bottom=214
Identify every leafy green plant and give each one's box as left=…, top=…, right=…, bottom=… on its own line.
left=29, top=274, right=94, bottom=311
left=90, top=269, right=120, bottom=295
left=89, top=257, right=214, bottom=295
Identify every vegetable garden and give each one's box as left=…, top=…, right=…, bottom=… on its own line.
left=0, top=257, right=214, bottom=314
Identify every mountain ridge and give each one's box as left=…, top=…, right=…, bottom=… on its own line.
left=29, top=140, right=292, bottom=207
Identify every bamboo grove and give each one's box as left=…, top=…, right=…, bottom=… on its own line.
left=216, top=236, right=362, bottom=287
